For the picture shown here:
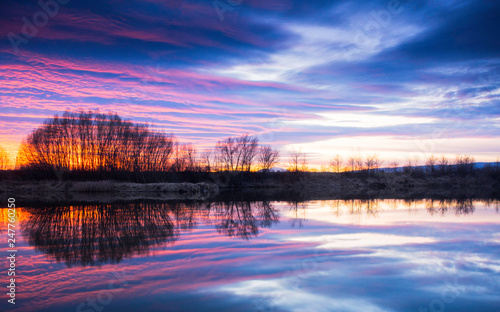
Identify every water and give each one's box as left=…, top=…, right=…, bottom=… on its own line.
left=1, top=199, right=500, bottom=312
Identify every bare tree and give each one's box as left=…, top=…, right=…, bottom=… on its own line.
left=389, top=161, right=399, bottom=173
left=239, top=134, right=259, bottom=172
left=347, top=156, right=356, bottom=172
left=215, top=136, right=237, bottom=171
left=426, top=155, right=438, bottom=173
left=288, top=149, right=307, bottom=172
left=17, top=110, right=176, bottom=173
left=438, top=155, right=449, bottom=174
left=214, top=134, right=259, bottom=172
left=200, top=150, right=213, bottom=172
left=455, top=154, right=474, bottom=175
left=184, top=144, right=198, bottom=172
left=365, top=153, right=383, bottom=176
left=373, top=155, right=383, bottom=171
left=365, top=155, right=375, bottom=171
left=330, top=154, right=343, bottom=173
left=404, top=158, right=416, bottom=173
left=0, top=145, right=9, bottom=170
left=354, top=155, right=363, bottom=171
left=171, top=143, right=198, bottom=172
left=258, top=146, right=280, bottom=171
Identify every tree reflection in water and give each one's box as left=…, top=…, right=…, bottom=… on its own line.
left=320, top=198, right=494, bottom=219
left=22, top=200, right=279, bottom=266
left=425, top=198, right=478, bottom=215
left=286, top=201, right=308, bottom=228
left=207, top=201, right=279, bottom=239
left=23, top=202, right=186, bottom=267
left=20, top=198, right=496, bottom=267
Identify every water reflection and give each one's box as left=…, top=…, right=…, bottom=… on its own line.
left=23, top=203, right=184, bottom=266
left=21, top=200, right=279, bottom=266
left=207, top=201, right=279, bottom=238
left=424, top=198, right=479, bottom=215
left=322, top=197, right=499, bottom=216
left=17, top=198, right=500, bottom=267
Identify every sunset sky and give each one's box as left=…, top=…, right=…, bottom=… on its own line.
left=1, top=0, right=499, bottom=167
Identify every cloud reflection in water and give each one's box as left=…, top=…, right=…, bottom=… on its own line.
left=0, top=198, right=498, bottom=312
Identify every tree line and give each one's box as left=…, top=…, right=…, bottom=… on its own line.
left=9, top=110, right=500, bottom=177
left=325, top=153, right=498, bottom=177
left=16, top=110, right=280, bottom=173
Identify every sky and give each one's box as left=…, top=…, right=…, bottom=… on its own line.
left=0, top=0, right=499, bottom=167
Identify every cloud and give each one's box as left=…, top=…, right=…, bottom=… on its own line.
left=1, top=0, right=499, bottom=164
left=380, top=0, right=500, bottom=63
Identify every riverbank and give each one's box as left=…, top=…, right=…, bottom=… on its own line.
left=274, top=172, right=500, bottom=199
left=1, top=170, right=499, bottom=204
left=209, top=170, right=500, bottom=200
left=0, top=181, right=220, bottom=203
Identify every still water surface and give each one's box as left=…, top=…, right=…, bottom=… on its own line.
left=1, top=199, right=499, bottom=312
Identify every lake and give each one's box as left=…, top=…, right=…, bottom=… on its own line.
left=1, top=198, right=499, bottom=312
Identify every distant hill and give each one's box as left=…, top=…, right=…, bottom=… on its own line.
left=378, top=161, right=500, bottom=173
left=258, top=167, right=289, bottom=173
